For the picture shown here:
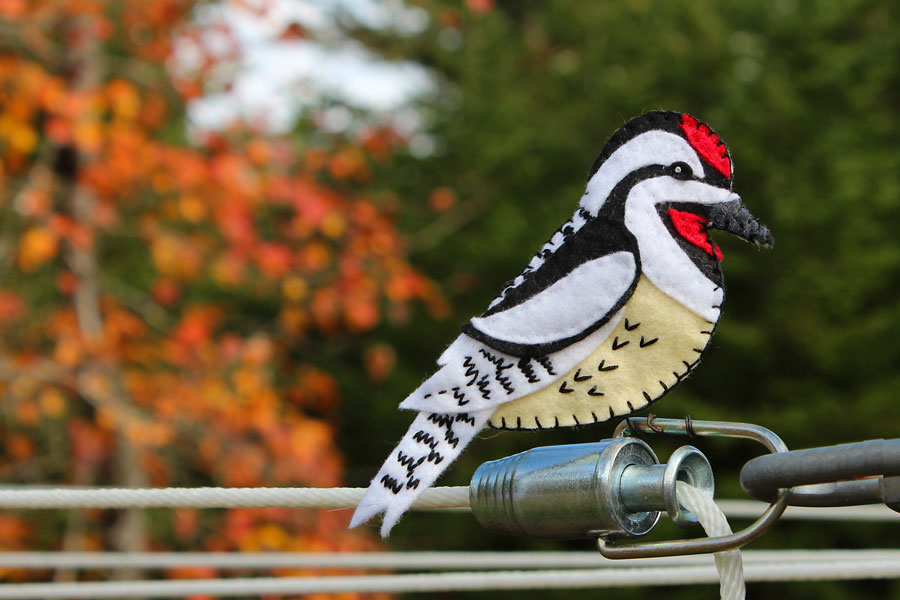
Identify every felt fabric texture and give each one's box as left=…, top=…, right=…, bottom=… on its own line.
left=622, top=176, right=735, bottom=322
left=581, top=130, right=708, bottom=216
left=463, top=213, right=640, bottom=357
left=349, top=407, right=494, bottom=537
left=487, top=275, right=714, bottom=429
left=399, top=311, right=625, bottom=414
left=467, top=251, right=635, bottom=350
left=679, top=114, right=732, bottom=178
left=350, top=111, right=772, bottom=537
left=668, top=208, right=724, bottom=260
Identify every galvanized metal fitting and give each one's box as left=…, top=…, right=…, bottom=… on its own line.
left=468, top=438, right=714, bottom=540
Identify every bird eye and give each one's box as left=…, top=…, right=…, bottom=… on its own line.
left=670, top=162, right=693, bottom=180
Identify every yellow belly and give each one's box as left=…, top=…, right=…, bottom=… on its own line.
left=488, top=276, right=716, bottom=429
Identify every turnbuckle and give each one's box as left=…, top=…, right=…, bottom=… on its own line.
left=597, top=416, right=791, bottom=558
left=468, top=416, right=791, bottom=557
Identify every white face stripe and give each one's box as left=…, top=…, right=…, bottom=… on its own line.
left=623, top=177, right=728, bottom=322
left=580, top=131, right=705, bottom=215
left=627, top=177, right=740, bottom=207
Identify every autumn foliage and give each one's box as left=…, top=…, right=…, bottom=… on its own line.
left=0, top=0, right=438, bottom=584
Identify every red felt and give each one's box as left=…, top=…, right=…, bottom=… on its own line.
left=679, top=114, right=731, bottom=178
left=668, top=208, right=723, bottom=260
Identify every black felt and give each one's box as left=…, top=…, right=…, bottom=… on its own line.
left=461, top=112, right=737, bottom=359
left=460, top=217, right=639, bottom=358
left=588, top=111, right=733, bottom=190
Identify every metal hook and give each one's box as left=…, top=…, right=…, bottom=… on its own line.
left=646, top=413, right=663, bottom=434
left=684, top=414, right=697, bottom=439
left=602, top=416, right=792, bottom=558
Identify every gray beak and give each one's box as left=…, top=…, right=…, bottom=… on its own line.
left=707, top=199, right=774, bottom=248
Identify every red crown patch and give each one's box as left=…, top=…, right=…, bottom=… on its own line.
left=679, top=114, right=731, bottom=178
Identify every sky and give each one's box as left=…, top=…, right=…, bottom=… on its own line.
left=181, top=0, right=435, bottom=136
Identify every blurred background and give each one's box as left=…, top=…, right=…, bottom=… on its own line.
left=0, top=0, right=899, bottom=598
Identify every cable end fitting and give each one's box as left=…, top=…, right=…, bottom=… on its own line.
left=469, top=439, right=714, bottom=539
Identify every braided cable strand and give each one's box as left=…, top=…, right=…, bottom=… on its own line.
left=0, top=486, right=470, bottom=510
left=676, top=481, right=745, bottom=600
left=2, top=559, right=900, bottom=598
left=0, top=486, right=897, bottom=520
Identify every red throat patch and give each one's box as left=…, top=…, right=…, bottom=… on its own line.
left=668, top=208, right=723, bottom=260
left=679, top=114, right=732, bottom=179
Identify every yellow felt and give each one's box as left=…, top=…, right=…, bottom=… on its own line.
left=487, top=276, right=715, bottom=429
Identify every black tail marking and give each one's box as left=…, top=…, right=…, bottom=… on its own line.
left=380, top=474, right=403, bottom=494
left=462, top=355, right=479, bottom=386
left=452, top=387, right=469, bottom=406
left=478, top=348, right=516, bottom=395
left=412, top=430, right=439, bottom=449
left=476, top=374, right=492, bottom=400
left=517, top=358, right=541, bottom=384
left=537, top=356, right=556, bottom=376
left=455, top=413, right=477, bottom=427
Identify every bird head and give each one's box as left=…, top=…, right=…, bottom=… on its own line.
left=581, top=111, right=772, bottom=263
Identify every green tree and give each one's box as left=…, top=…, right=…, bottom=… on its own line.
left=340, top=2, right=900, bottom=598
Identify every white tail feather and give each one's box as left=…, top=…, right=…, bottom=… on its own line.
left=349, top=408, right=492, bottom=537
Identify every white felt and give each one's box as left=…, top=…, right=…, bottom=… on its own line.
left=349, top=407, right=494, bottom=537
left=355, top=121, right=742, bottom=537
left=399, top=308, right=624, bottom=414
left=624, top=178, right=738, bottom=321
left=581, top=131, right=706, bottom=216
left=470, top=251, right=635, bottom=346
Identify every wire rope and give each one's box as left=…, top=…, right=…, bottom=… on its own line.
left=1, top=559, right=899, bottom=598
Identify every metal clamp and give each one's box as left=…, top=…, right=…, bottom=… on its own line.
left=597, top=416, right=792, bottom=559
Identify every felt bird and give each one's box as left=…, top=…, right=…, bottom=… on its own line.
left=350, top=111, right=773, bottom=537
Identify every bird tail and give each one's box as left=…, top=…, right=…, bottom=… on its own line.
left=349, top=407, right=493, bottom=537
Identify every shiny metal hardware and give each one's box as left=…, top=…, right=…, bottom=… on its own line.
left=469, top=437, right=714, bottom=540
left=619, top=445, right=714, bottom=528
left=597, top=416, right=792, bottom=559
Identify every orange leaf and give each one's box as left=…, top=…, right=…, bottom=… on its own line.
left=0, top=291, right=24, bottom=323
left=364, top=343, right=396, bottom=382
left=17, top=227, right=57, bottom=272
left=39, top=387, right=66, bottom=418
left=256, top=243, right=292, bottom=278
left=281, top=276, right=308, bottom=302
left=429, top=187, right=457, bottom=213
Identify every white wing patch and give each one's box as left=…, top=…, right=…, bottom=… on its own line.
left=470, top=251, right=636, bottom=346
left=487, top=209, right=589, bottom=311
